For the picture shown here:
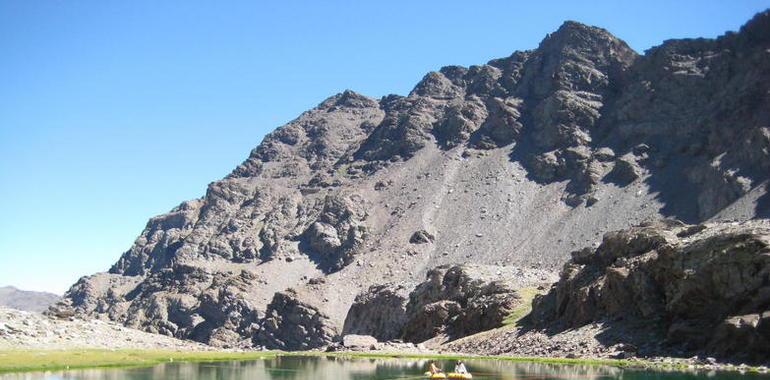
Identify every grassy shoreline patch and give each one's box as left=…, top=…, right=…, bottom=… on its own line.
left=0, top=349, right=631, bottom=374
left=0, top=349, right=765, bottom=375
left=302, top=351, right=630, bottom=366
left=503, top=287, right=540, bottom=327
left=0, top=349, right=277, bottom=374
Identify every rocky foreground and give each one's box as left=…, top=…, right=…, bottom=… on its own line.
left=4, top=218, right=770, bottom=365
left=44, top=8, right=770, bottom=366
left=0, top=307, right=206, bottom=350
left=447, top=219, right=770, bottom=364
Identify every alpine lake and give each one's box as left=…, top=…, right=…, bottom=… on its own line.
left=1, top=355, right=769, bottom=380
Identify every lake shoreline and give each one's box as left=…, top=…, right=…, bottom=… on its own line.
left=1, top=349, right=767, bottom=376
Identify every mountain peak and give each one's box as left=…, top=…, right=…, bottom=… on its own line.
left=557, top=20, right=596, bottom=32
left=540, top=19, right=633, bottom=54
left=318, top=90, right=378, bottom=109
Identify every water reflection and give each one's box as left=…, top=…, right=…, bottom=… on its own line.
left=1, top=356, right=767, bottom=380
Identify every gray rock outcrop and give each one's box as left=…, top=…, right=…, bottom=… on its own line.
left=530, top=219, right=770, bottom=362
left=401, top=265, right=521, bottom=343
left=341, top=334, right=378, bottom=350
left=301, top=194, right=369, bottom=271
left=409, top=230, right=435, bottom=244
left=343, top=265, right=552, bottom=344
left=257, top=289, right=338, bottom=350
left=342, top=284, right=409, bottom=341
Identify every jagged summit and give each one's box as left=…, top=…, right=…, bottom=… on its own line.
left=542, top=19, right=631, bottom=51
left=318, top=89, right=378, bottom=109
left=734, top=8, right=770, bottom=47
left=56, top=11, right=770, bottom=352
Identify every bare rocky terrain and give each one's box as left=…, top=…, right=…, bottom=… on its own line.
left=448, top=219, right=770, bottom=363
left=0, top=286, right=60, bottom=313
left=48, top=10, right=770, bottom=363
left=0, top=307, right=205, bottom=350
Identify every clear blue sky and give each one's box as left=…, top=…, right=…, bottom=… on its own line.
left=1, top=1, right=768, bottom=294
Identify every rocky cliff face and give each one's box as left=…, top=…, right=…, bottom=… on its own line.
left=342, top=265, right=554, bottom=344
left=56, top=11, right=770, bottom=351
left=530, top=219, right=770, bottom=362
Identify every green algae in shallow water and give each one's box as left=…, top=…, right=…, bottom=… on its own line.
left=1, top=355, right=768, bottom=380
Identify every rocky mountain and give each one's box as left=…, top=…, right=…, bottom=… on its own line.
left=54, top=10, right=770, bottom=356
left=0, top=286, right=60, bottom=313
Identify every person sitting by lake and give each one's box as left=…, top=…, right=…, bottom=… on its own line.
left=454, top=360, right=468, bottom=374
left=428, top=361, right=443, bottom=374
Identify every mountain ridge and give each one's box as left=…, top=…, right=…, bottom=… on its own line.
left=0, top=286, right=60, bottom=313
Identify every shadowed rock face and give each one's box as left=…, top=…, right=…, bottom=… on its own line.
left=401, top=265, right=522, bottom=343
left=56, top=11, right=770, bottom=351
left=530, top=219, right=770, bottom=362
left=342, top=265, right=532, bottom=344
left=256, top=289, right=338, bottom=350
left=299, top=194, right=369, bottom=272
left=342, top=284, right=409, bottom=342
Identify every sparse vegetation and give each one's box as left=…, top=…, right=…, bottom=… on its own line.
left=0, top=349, right=638, bottom=374
left=503, top=287, right=541, bottom=326
left=3, top=349, right=767, bottom=375
left=0, top=349, right=277, bottom=373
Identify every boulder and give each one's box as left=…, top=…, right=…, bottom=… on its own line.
left=409, top=230, right=436, bottom=244
left=256, top=290, right=338, bottom=350
left=607, top=155, right=641, bottom=185
left=342, top=284, right=409, bottom=341
left=346, top=265, right=522, bottom=344
left=342, top=334, right=378, bottom=350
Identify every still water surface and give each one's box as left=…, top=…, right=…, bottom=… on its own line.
left=1, top=356, right=768, bottom=380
